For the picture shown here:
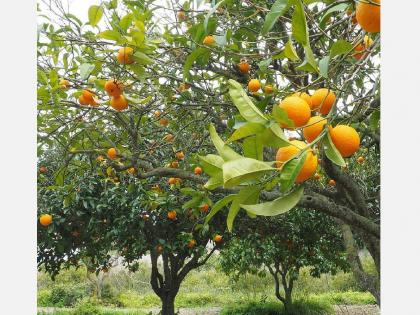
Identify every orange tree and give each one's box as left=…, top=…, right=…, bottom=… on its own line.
left=37, top=0, right=380, bottom=308
left=219, top=209, right=349, bottom=312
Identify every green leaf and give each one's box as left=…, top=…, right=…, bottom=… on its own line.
left=258, top=58, right=272, bottom=72
left=227, top=122, right=266, bottom=143
left=132, top=51, right=153, bottom=65
left=120, top=13, right=133, bottom=31
left=261, top=0, right=290, bottom=35
left=296, top=59, right=318, bottom=73
left=304, top=45, right=318, bottom=72
left=204, top=174, right=224, bottom=190
left=209, top=124, right=242, bottom=161
left=183, top=47, right=208, bottom=81
left=243, top=136, right=263, bottom=160
left=272, top=105, right=295, bottom=128
left=279, top=151, right=307, bottom=192
left=369, top=110, right=380, bottom=130
left=205, top=194, right=237, bottom=224
left=284, top=39, right=300, bottom=61
left=322, top=132, right=346, bottom=167
left=227, top=186, right=261, bottom=232
left=88, top=5, right=104, bottom=27
left=222, top=157, right=275, bottom=188
left=330, top=40, right=353, bottom=59
left=54, top=166, right=66, bottom=186
left=79, top=63, right=95, bottom=80
left=319, top=3, right=348, bottom=29
left=260, top=123, right=290, bottom=148
left=319, top=56, right=330, bottom=78
left=204, top=0, right=226, bottom=32
left=198, top=154, right=224, bottom=177
left=182, top=195, right=203, bottom=210
left=98, top=30, right=124, bottom=42
left=292, top=0, right=308, bottom=46
left=228, top=79, right=268, bottom=124
left=240, top=186, right=304, bottom=216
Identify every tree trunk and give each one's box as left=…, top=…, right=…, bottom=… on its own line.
left=284, top=288, right=293, bottom=314
left=160, top=292, right=176, bottom=315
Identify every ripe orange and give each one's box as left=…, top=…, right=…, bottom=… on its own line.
left=170, top=161, right=179, bottom=168
left=175, top=151, right=185, bottom=160
left=278, top=96, right=311, bottom=128
left=238, top=61, right=250, bottom=74
left=117, top=47, right=134, bottom=64
left=200, top=204, right=209, bottom=213
left=59, top=79, right=70, bottom=89
left=313, top=173, right=321, bottom=180
left=107, top=148, right=118, bottom=160
left=203, top=35, right=215, bottom=45
left=303, top=116, right=328, bottom=143
left=82, top=89, right=95, bottom=100
left=187, top=239, right=197, bottom=248
left=248, top=79, right=261, bottom=92
left=104, top=80, right=123, bottom=97
left=168, top=177, right=181, bottom=185
left=96, top=155, right=105, bottom=162
left=110, top=95, right=128, bottom=111
left=178, top=83, right=190, bottom=92
left=213, top=234, right=222, bottom=243
left=164, top=134, right=174, bottom=142
left=356, top=0, right=380, bottom=33
left=78, top=95, right=90, bottom=106
left=39, top=166, right=47, bottom=174
left=167, top=210, right=177, bottom=220
left=194, top=167, right=202, bottom=175
left=154, top=111, right=161, bottom=118
left=357, top=156, right=365, bottom=164
left=329, top=125, right=360, bottom=157
left=328, top=179, right=336, bottom=186
left=159, top=118, right=169, bottom=126
left=311, top=88, right=336, bottom=115
left=127, top=167, right=136, bottom=174
left=264, top=85, right=274, bottom=94
left=292, top=92, right=313, bottom=110
left=353, top=36, right=374, bottom=60
left=39, top=214, right=53, bottom=227
left=275, top=140, right=318, bottom=183
left=177, top=10, right=187, bottom=20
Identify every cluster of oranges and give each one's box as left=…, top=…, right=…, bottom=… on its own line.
left=78, top=89, right=98, bottom=106
left=104, top=79, right=128, bottom=111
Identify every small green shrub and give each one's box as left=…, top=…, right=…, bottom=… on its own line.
left=115, top=290, right=160, bottom=308
left=221, top=302, right=282, bottom=315
left=37, top=289, right=52, bottom=307
left=287, top=299, right=333, bottom=315
left=71, top=298, right=101, bottom=315
left=49, top=284, right=87, bottom=307
left=309, top=291, right=376, bottom=305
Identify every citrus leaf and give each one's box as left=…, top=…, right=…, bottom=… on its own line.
left=79, top=63, right=95, bottom=80
left=205, top=194, right=237, bottom=224
left=304, top=45, right=318, bottom=72
left=284, top=39, right=300, bottom=61
left=222, top=157, right=275, bottom=188
left=240, top=186, right=304, bottom=216
left=88, top=5, right=103, bottom=27
left=261, top=0, right=290, bottom=35
left=292, top=0, right=308, bottom=46
left=198, top=154, right=224, bottom=176
left=98, top=30, right=124, bottom=42
left=279, top=151, right=307, bottom=192
left=204, top=0, right=227, bottom=31
left=319, top=3, right=348, bottom=29
left=272, top=105, right=295, bottom=128
left=183, top=47, right=208, bottom=81
left=330, top=39, right=353, bottom=59
left=204, top=174, right=224, bottom=190
left=260, top=123, right=290, bottom=148
left=243, top=135, right=264, bottom=160
left=133, top=52, right=153, bottom=65
left=209, top=124, right=242, bottom=161
left=227, top=122, right=266, bottom=143
left=319, top=56, right=330, bottom=78
left=228, top=79, right=268, bottom=124
left=322, top=132, right=346, bottom=167
left=227, top=186, right=261, bottom=232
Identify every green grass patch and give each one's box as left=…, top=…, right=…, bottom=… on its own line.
left=308, top=291, right=376, bottom=305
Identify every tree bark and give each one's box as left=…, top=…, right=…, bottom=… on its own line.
left=160, top=292, right=176, bottom=315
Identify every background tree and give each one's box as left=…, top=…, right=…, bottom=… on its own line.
left=220, top=209, right=349, bottom=313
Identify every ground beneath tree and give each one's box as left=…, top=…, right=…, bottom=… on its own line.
left=38, top=305, right=380, bottom=315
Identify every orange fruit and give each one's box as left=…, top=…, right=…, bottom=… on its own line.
left=117, top=47, right=134, bottom=64
left=264, top=85, right=274, bottom=94
left=39, top=166, right=47, bottom=174
left=213, top=234, right=222, bottom=243
left=356, top=0, right=380, bottom=33
left=127, top=167, right=136, bottom=174
left=248, top=79, right=261, bottom=92
left=303, top=116, right=328, bottom=143
left=203, top=35, right=215, bottom=45
left=104, top=80, right=123, bottom=97
left=159, top=118, right=169, bottom=126
left=275, top=140, right=318, bottom=183
left=238, top=61, right=250, bottom=74
left=168, top=177, right=181, bottom=185
left=178, top=83, right=190, bottom=92
left=96, top=155, right=105, bottom=162
left=313, top=173, right=321, bottom=180
left=170, top=161, right=179, bottom=168
left=175, top=151, right=185, bottom=160
left=164, top=134, right=174, bottom=142
left=167, top=210, right=177, bottom=220
left=154, top=111, right=161, bottom=118
left=177, top=10, right=187, bottom=20
left=311, top=88, right=336, bottom=115
left=194, top=167, right=202, bottom=175
left=107, top=148, right=118, bottom=160
left=353, top=36, right=374, bottom=60
left=329, top=125, right=360, bottom=157
left=292, top=92, right=313, bottom=110
left=200, top=204, right=209, bottom=213
left=278, top=96, right=311, bottom=128
left=328, top=179, right=336, bottom=186
left=110, top=95, right=128, bottom=111
left=357, top=156, right=365, bottom=164
left=187, top=239, right=197, bottom=248
left=59, top=79, right=70, bottom=89
left=82, top=90, right=95, bottom=100
left=39, top=214, right=53, bottom=227
left=78, top=95, right=90, bottom=106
